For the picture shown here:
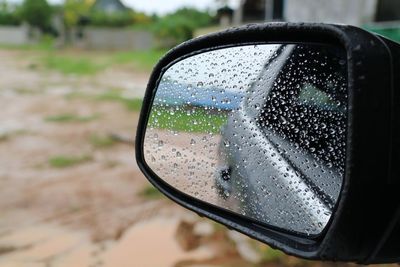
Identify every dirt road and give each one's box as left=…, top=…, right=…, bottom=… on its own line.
left=0, top=49, right=262, bottom=267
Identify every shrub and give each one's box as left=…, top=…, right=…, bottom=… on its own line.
left=152, top=8, right=215, bottom=47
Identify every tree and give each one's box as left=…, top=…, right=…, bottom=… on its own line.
left=0, top=0, right=21, bottom=26
left=153, top=8, right=215, bottom=47
left=20, top=0, right=52, bottom=31
left=63, top=0, right=93, bottom=28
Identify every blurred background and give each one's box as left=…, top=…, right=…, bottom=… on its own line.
left=0, top=0, right=398, bottom=266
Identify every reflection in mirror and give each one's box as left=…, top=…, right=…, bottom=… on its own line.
left=144, top=43, right=347, bottom=236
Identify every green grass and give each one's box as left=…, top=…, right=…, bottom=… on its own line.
left=259, top=246, right=286, bottom=263
left=0, top=36, right=55, bottom=51
left=96, top=90, right=143, bottom=111
left=43, top=55, right=106, bottom=75
left=0, top=35, right=165, bottom=75
left=148, top=105, right=228, bottom=133
left=0, top=134, right=9, bottom=142
left=124, top=98, right=143, bottom=111
left=14, top=87, right=37, bottom=94
left=48, top=155, right=92, bottom=168
left=64, top=91, right=90, bottom=100
left=139, top=185, right=163, bottom=199
left=41, top=49, right=164, bottom=75
left=45, top=113, right=99, bottom=123
left=89, top=134, right=116, bottom=148
left=0, top=130, right=30, bottom=142
left=95, top=89, right=126, bottom=102
left=65, top=89, right=143, bottom=111
left=111, top=49, right=166, bottom=71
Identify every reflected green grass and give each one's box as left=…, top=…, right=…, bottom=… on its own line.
left=148, top=105, right=228, bottom=134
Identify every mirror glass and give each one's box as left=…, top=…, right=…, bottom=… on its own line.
left=143, top=43, right=347, bottom=236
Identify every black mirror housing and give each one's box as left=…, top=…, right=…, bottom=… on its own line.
left=136, top=23, right=400, bottom=264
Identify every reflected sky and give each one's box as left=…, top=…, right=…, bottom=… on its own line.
left=156, top=45, right=279, bottom=110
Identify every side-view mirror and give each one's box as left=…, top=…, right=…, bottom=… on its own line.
left=136, top=23, right=400, bottom=264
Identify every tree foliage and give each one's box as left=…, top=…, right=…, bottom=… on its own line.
left=63, top=0, right=150, bottom=28
left=152, top=8, right=214, bottom=47
left=20, top=0, right=52, bottom=30
left=63, top=0, right=93, bottom=27
left=0, top=1, right=21, bottom=26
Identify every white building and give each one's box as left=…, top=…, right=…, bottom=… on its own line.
left=230, top=0, right=400, bottom=26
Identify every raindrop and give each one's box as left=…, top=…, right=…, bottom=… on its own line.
left=223, top=140, right=230, bottom=147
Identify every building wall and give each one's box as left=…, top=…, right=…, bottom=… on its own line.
left=284, top=0, right=378, bottom=26
left=0, top=25, right=30, bottom=45
left=81, top=28, right=154, bottom=50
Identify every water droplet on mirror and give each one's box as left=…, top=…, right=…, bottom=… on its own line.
left=144, top=43, right=347, bottom=237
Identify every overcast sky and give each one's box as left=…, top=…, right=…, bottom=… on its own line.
left=118, top=0, right=217, bottom=14
left=8, top=0, right=235, bottom=15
